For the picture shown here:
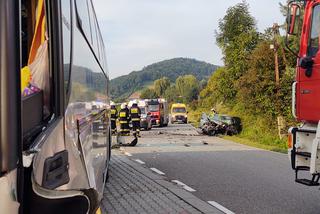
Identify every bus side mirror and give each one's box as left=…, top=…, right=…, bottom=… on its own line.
left=287, top=3, right=301, bottom=35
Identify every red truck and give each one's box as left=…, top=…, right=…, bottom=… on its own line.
left=147, top=99, right=169, bottom=127
left=287, top=0, right=320, bottom=186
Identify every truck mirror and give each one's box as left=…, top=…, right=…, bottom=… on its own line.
left=287, top=3, right=301, bottom=35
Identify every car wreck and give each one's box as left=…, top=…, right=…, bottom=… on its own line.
left=199, top=113, right=242, bottom=136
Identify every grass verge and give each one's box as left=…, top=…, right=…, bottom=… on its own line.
left=222, top=135, right=287, bottom=153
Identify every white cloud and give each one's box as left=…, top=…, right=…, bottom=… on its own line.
left=93, top=0, right=286, bottom=79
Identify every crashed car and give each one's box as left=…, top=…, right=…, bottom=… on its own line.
left=199, top=113, right=242, bottom=136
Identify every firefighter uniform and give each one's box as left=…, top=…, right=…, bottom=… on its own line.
left=110, top=105, right=118, bottom=134
left=130, top=103, right=141, bottom=137
left=119, top=104, right=130, bottom=135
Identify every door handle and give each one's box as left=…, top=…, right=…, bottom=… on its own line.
left=301, top=89, right=312, bottom=94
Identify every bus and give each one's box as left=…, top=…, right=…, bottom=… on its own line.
left=0, top=0, right=110, bottom=213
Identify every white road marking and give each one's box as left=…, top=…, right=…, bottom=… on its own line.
left=208, top=201, right=235, bottom=214
left=124, top=152, right=132, bottom=157
left=135, top=159, right=145, bottom=164
left=171, top=180, right=196, bottom=192
left=150, top=168, right=165, bottom=175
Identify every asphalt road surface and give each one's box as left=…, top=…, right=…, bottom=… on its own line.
left=120, top=124, right=320, bottom=214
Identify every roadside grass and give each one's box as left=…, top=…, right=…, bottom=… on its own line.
left=223, top=135, right=287, bottom=154
left=187, top=108, right=207, bottom=127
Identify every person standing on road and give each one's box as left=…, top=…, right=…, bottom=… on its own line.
left=110, top=102, right=118, bottom=134
left=119, top=103, right=130, bottom=135
left=130, top=101, right=141, bottom=137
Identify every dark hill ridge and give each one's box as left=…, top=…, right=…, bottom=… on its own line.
left=110, top=58, right=219, bottom=99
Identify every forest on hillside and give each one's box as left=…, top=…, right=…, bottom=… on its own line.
left=110, top=58, right=218, bottom=100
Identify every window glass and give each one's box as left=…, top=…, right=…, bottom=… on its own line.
left=61, top=0, right=72, bottom=95
left=172, top=108, right=186, bottom=113
left=149, top=105, right=159, bottom=112
left=75, top=0, right=91, bottom=42
left=308, top=5, right=320, bottom=56
left=88, top=0, right=99, bottom=56
left=98, top=33, right=104, bottom=67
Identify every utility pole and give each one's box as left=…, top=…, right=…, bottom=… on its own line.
left=272, top=23, right=280, bottom=89
left=271, top=23, right=286, bottom=139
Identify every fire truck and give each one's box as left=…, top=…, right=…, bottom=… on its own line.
left=287, top=0, right=320, bottom=186
left=147, top=99, right=169, bottom=127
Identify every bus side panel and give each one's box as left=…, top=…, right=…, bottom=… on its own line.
left=64, top=0, right=110, bottom=199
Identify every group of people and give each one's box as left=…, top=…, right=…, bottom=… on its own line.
left=110, top=101, right=141, bottom=137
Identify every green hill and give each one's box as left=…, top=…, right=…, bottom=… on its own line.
left=110, top=58, right=219, bottom=100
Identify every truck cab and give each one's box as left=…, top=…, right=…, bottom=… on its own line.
left=171, top=103, right=188, bottom=124
left=147, top=99, right=169, bottom=127
left=287, top=0, right=320, bottom=186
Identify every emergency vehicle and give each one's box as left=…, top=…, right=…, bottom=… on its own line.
left=287, top=0, right=320, bottom=186
left=171, top=103, right=188, bottom=124
left=147, top=99, right=169, bottom=127
left=138, top=100, right=152, bottom=130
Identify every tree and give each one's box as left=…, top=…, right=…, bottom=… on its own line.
left=140, top=88, right=157, bottom=99
left=164, top=86, right=179, bottom=103
left=215, top=1, right=259, bottom=102
left=154, top=77, right=171, bottom=97
left=175, top=75, right=199, bottom=103
left=216, top=1, right=257, bottom=52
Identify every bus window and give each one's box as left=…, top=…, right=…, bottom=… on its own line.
left=75, top=0, right=92, bottom=43
left=88, top=0, right=99, bottom=58
left=61, top=0, right=72, bottom=96
left=20, top=0, right=52, bottom=141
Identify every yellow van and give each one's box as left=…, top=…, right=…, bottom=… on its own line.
left=171, top=103, right=188, bottom=123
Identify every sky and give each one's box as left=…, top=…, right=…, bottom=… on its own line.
left=93, top=0, right=286, bottom=79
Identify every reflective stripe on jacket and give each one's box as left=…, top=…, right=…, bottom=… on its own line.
left=119, top=108, right=130, bottom=123
left=130, top=106, right=141, bottom=122
left=111, top=108, right=118, bottom=120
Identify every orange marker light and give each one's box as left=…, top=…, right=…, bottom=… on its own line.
left=288, top=134, right=293, bottom=149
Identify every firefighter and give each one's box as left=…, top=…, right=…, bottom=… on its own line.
left=130, top=101, right=141, bottom=137
left=110, top=102, right=118, bottom=134
left=119, top=103, right=130, bottom=136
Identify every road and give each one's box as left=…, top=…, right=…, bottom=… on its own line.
left=120, top=124, right=320, bottom=214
